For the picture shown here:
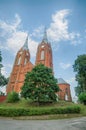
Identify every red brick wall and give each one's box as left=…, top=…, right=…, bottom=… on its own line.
left=57, top=83, right=72, bottom=101
left=35, top=42, right=53, bottom=69
left=0, top=96, right=6, bottom=103
left=6, top=49, right=34, bottom=94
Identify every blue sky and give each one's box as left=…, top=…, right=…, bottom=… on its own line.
left=0, top=0, right=86, bottom=98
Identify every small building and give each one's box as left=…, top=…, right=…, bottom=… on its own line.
left=57, top=78, right=72, bottom=101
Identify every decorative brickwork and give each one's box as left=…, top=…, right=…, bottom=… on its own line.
left=35, top=42, right=53, bottom=69
left=6, top=36, right=34, bottom=93
left=0, top=96, right=6, bottom=102
left=7, top=31, right=72, bottom=101
left=58, top=83, right=72, bottom=101
left=35, top=29, right=53, bottom=69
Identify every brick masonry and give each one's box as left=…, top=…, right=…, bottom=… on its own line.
left=0, top=96, right=6, bottom=102
left=6, top=34, right=72, bottom=101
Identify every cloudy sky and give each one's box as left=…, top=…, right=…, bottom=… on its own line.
left=0, top=0, right=86, bottom=98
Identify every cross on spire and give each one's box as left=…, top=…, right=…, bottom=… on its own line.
left=22, top=34, right=28, bottom=50
left=42, top=27, right=48, bottom=43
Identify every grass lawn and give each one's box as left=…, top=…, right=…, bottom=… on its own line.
left=0, top=98, right=86, bottom=119
left=0, top=98, right=77, bottom=108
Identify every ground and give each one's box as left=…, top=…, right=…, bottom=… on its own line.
left=0, top=117, right=86, bottom=130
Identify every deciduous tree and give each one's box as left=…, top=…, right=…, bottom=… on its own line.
left=21, top=64, right=59, bottom=104
left=73, top=54, right=86, bottom=95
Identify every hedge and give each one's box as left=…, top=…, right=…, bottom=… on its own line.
left=0, top=106, right=81, bottom=117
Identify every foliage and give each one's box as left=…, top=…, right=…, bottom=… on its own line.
left=73, top=54, right=86, bottom=95
left=0, top=75, right=8, bottom=86
left=0, top=51, right=2, bottom=62
left=21, top=64, right=59, bottom=104
left=6, top=92, right=20, bottom=103
left=0, top=91, right=5, bottom=96
left=0, top=106, right=81, bottom=117
left=79, top=92, right=86, bottom=105
left=0, top=51, right=8, bottom=86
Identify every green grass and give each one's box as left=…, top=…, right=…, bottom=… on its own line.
left=0, top=98, right=75, bottom=108
left=0, top=99, right=86, bottom=119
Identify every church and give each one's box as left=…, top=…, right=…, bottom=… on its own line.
left=6, top=29, right=72, bottom=101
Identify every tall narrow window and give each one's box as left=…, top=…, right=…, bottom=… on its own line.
left=41, top=50, right=44, bottom=60
left=18, top=56, right=21, bottom=65
left=65, top=94, right=68, bottom=101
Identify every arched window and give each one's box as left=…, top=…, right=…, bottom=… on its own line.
left=18, top=56, right=21, bottom=65
left=65, top=94, right=68, bottom=101
left=41, top=50, right=44, bottom=60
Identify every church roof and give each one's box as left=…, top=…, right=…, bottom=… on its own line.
left=57, top=78, right=68, bottom=84
left=42, top=27, right=48, bottom=43
left=22, top=35, right=29, bottom=50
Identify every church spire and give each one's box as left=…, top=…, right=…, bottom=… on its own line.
left=42, top=27, right=48, bottom=43
left=22, top=35, right=28, bottom=50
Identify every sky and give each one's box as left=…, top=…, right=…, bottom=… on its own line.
left=0, top=0, right=86, bottom=98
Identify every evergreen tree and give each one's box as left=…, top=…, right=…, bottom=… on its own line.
left=21, top=64, right=59, bottom=104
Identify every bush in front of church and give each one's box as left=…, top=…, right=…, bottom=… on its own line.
left=6, top=91, right=20, bottom=103
left=21, top=64, right=59, bottom=105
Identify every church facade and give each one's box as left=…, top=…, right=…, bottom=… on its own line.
left=7, top=30, right=72, bottom=101
left=7, top=37, right=34, bottom=93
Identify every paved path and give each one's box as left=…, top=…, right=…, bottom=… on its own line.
left=0, top=117, right=86, bottom=130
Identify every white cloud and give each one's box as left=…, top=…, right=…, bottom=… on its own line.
left=6, top=63, right=12, bottom=69
left=31, top=25, right=44, bottom=38
left=7, top=31, right=27, bottom=53
left=66, top=77, right=75, bottom=84
left=60, top=62, right=71, bottom=70
left=0, top=14, right=38, bottom=57
left=47, top=9, right=80, bottom=44
left=0, top=10, right=81, bottom=57
left=1, top=67, right=8, bottom=77
left=28, top=38, right=38, bottom=57
left=0, top=44, right=8, bottom=50
left=0, top=86, right=6, bottom=95
left=31, top=9, right=81, bottom=47
left=0, top=14, right=21, bottom=34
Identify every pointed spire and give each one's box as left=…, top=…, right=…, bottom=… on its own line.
left=22, top=35, right=28, bottom=50
left=42, top=27, right=48, bottom=43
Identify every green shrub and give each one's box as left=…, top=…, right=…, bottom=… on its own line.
left=6, top=92, right=20, bottom=103
left=79, top=92, right=86, bottom=105
left=0, top=106, right=81, bottom=117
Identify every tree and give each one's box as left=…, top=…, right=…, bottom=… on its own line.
left=0, top=50, right=8, bottom=86
left=79, top=92, right=86, bottom=105
left=0, top=75, right=8, bottom=86
left=73, top=54, right=86, bottom=95
left=21, top=64, right=59, bottom=104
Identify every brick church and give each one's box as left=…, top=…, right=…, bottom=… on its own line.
left=7, top=29, right=72, bottom=101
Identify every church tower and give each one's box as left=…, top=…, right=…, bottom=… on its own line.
left=35, top=28, right=53, bottom=69
left=7, top=36, right=34, bottom=93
